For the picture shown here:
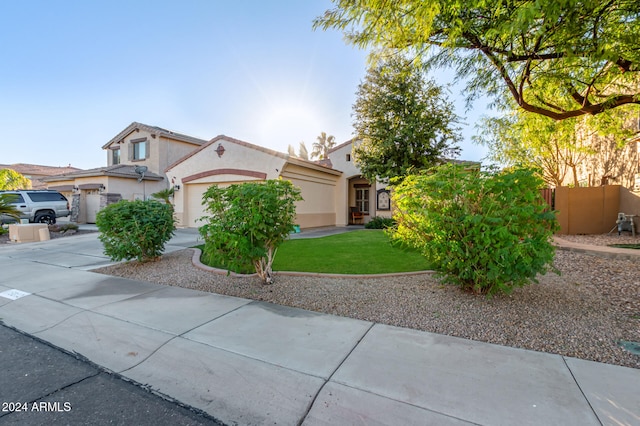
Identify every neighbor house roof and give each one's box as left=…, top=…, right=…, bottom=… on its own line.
left=327, top=138, right=357, bottom=154
left=0, top=163, right=82, bottom=177
left=102, top=122, right=208, bottom=149
left=0, top=163, right=83, bottom=189
left=42, top=164, right=164, bottom=182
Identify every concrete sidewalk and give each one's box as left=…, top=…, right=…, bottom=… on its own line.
left=0, top=229, right=638, bottom=425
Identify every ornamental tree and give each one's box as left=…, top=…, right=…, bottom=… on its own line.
left=352, top=56, right=461, bottom=182
left=0, top=169, right=31, bottom=190
left=199, top=179, right=302, bottom=284
left=315, top=0, right=640, bottom=120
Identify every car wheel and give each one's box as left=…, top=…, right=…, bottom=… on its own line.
left=34, top=212, right=56, bottom=225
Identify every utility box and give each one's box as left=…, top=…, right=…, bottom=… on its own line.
left=8, top=224, right=48, bottom=243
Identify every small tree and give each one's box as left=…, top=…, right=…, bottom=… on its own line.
left=199, top=179, right=302, bottom=284
left=0, top=169, right=31, bottom=190
left=391, top=164, right=559, bottom=296
left=352, top=56, right=461, bottom=182
left=0, top=193, right=22, bottom=223
left=151, top=187, right=175, bottom=206
left=96, top=200, right=175, bottom=263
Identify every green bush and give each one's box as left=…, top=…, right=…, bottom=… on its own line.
left=391, top=164, right=559, bottom=296
left=199, top=179, right=302, bottom=283
left=96, top=200, right=175, bottom=262
left=365, top=216, right=396, bottom=229
left=49, top=223, right=79, bottom=233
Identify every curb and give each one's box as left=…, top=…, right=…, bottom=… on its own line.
left=554, top=237, right=640, bottom=261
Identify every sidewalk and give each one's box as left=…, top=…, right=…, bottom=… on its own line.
left=0, top=229, right=638, bottom=425
left=554, top=235, right=640, bottom=260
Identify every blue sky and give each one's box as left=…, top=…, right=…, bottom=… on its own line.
left=0, top=0, right=488, bottom=170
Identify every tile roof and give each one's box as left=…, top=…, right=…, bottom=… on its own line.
left=41, top=164, right=164, bottom=182
left=0, top=163, right=82, bottom=176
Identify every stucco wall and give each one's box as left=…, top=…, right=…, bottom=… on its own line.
left=167, top=137, right=288, bottom=228
left=107, top=128, right=199, bottom=178
left=328, top=141, right=393, bottom=225
left=280, top=162, right=340, bottom=228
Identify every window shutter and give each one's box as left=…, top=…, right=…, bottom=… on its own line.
left=128, top=142, right=133, bottom=161
left=145, top=140, right=150, bottom=159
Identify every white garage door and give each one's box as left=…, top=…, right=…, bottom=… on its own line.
left=185, top=183, right=213, bottom=228
left=86, top=194, right=101, bottom=224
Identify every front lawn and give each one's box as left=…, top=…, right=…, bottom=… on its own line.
left=198, top=230, right=432, bottom=274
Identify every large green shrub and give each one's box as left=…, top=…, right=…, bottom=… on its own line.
left=391, top=164, right=559, bottom=295
left=199, top=179, right=302, bottom=284
left=96, top=200, right=175, bottom=262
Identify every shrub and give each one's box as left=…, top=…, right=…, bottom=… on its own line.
left=365, top=216, right=396, bottom=229
left=391, top=164, right=559, bottom=296
left=199, top=179, right=302, bottom=283
left=49, top=223, right=78, bottom=233
left=96, top=200, right=175, bottom=262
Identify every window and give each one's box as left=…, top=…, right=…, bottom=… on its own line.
left=112, top=148, right=120, bottom=165
left=346, top=153, right=351, bottom=162
left=131, top=138, right=149, bottom=161
left=355, top=188, right=369, bottom=213
left=26, top=192, right=67, bottom=202
left=5, top=193, right=24, bottom=204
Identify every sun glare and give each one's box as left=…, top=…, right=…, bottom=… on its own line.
left=259, top=103, right=323, bottom=154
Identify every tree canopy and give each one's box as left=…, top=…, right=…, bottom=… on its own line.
left=315, top=0, right=640, bottom=120
left=352, top=56, right=461, bottom=182
left=0, top=169, right=31, bottom=190
left=311, top=132, right=336, bottom=160
left=475, top=101, right=639, bottom=187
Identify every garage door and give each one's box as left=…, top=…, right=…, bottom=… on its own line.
left=185, top=183, right=213, bottom=228
left=86, top=194, right=101, bottom=224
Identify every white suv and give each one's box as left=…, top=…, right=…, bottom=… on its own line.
left=0, top=190, right=70, bottom=225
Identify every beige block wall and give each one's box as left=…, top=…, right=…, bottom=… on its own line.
left=555, top=185, right=621, bottom=234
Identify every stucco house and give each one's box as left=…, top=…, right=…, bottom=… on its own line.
left=42, top=121, right=398, bottom=227
left=43, top=122, right=207, bottom=223
left=165, top=135, right=392, bottom=228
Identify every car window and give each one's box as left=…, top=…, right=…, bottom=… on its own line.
left=4, top=193, right=25, bottom=203
left=26, top=192, right=67, bottom=202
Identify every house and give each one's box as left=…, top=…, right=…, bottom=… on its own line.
left=165, top=135, right=393, bottom=228
left=0, top=163, right=81, bottom=189
left=43, top=122, right=207, bottom=223
left=165, top=135, right=343, bottom=228
left=40, top=121, right=424, bottom=228
left=326, top=139, right=393, bottom=227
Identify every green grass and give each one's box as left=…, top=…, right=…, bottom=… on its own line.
left=196, top=230, right=432, bottom=274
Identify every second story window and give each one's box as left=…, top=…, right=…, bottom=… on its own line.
left=112, top=148, right=121, bottom=165
left=131, top=138, right=149, bottom=161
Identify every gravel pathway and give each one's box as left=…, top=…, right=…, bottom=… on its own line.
left=94, top=236, right=640, bottom=370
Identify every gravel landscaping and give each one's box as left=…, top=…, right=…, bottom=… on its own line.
left=93, top=234, right=640, bottom=369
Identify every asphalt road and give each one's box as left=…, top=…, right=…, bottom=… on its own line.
left=0, top=325, right=225, bottom=425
